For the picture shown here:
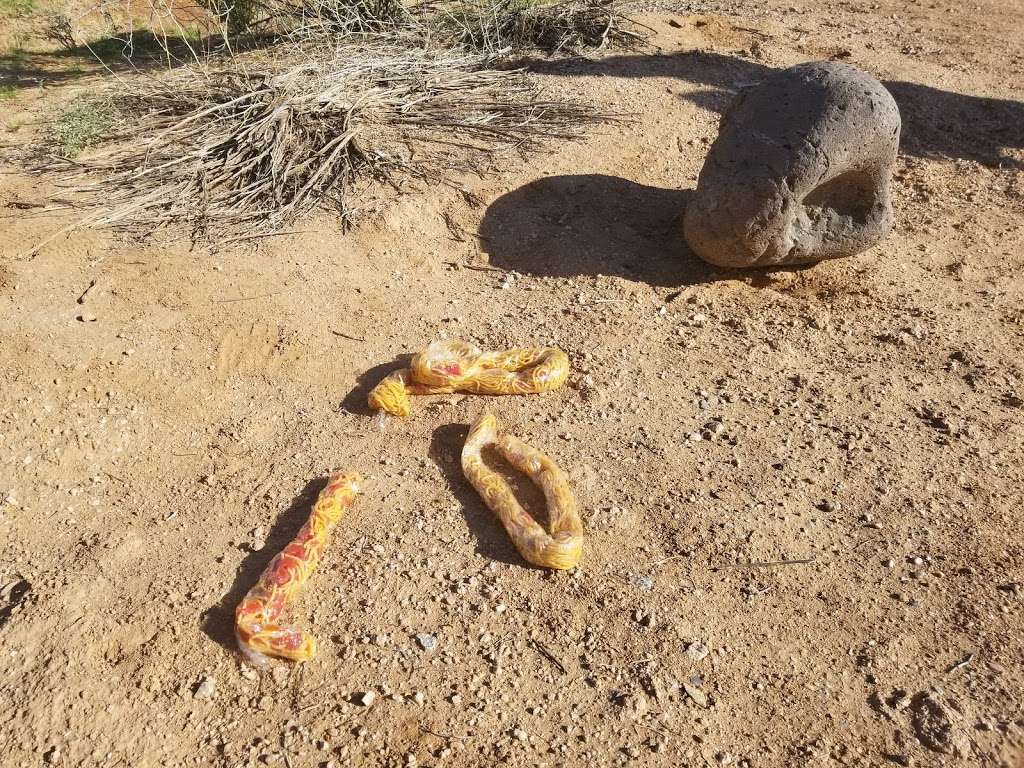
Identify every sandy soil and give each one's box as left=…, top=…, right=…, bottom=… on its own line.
left=1, top=1, right=1023, bottom=766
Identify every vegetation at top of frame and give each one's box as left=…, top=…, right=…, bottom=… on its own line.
left=25, top=0, right=644, bottom=250
left=0, top=0, right=38, bottom=18
left=433, top=0, right=649, bottom=54
left=196, top=0, right=645, bottom=52
left=201, top=0, right=412, bottom=34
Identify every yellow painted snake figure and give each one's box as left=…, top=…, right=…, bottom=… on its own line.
left=368, top=340, right=570, bottom=418
left=462, top=412, right=583, bottom=570
left=235, top=471, right=361, bottom=663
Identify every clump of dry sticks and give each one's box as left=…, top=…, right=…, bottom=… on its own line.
left=41, top=41, right=614, bottom=239
left=32, top=1, right=646, bottom=244
left=235, top=0, right=413, bottom=36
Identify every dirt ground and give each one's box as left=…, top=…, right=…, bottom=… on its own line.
left=2, top=1, right=1023, bottom=766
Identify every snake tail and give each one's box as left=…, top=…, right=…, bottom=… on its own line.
left=234, top=471, right=360, bottom=663
left=461, top=412, right=583, bottom=570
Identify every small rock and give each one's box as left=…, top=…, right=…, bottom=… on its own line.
left=703, top=420, right=726, bottom=439
left=620, top=693, right=649, bottom=720
left=194, top=677, right=216, bottom=700
left=683, top=682, right=709, bottom=708
left=633, top=610, right=654, bottom=628
left=911, top=690, right=968, bottom=755
left=240, top=665, right=258, bottom=681
left=416, top=633, right=437, bottom=651
left=76, top=313, right=97, bottom=323
left=630, top=574, right=654, bottom=591
left=685, top=640, right=710, bottom=662
left=44, top=746, right=61, bottom=763
left=357, top=691, right=376, bottom=707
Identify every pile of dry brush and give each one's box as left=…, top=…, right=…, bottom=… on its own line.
left=36, top=0, right=649, bottom=242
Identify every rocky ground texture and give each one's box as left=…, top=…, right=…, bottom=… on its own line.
left=1, top=0, right=1022, bottom=766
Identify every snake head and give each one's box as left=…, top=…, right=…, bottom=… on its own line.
left=236, top=623, right=316, bottom=664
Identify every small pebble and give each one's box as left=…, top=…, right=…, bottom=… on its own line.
left=416, top=633, right=438, bottom=651
left=684, top=682, right=708, bottom=708
left=686, top=640, right=710, bottom=662
left=630, top=574, right=654, bottom=591
left=194, top=677, right=216, bottom=700
left=357, top=691, right=376, bottom=707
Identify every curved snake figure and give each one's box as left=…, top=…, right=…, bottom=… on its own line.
left=462, top=412, right=583, bottom=570
left=235, top=471, right=361, bottom=663
left=368, top=340, right=569, bottom=418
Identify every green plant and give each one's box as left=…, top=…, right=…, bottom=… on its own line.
left=51, top=97, right=115, bottom=157
left=0, top=0, right=38, bottom=18
left=42, top=11, right=77, bottom=50
left=0, top=85, right=16, bottom=99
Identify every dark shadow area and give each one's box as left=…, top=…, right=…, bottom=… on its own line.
left=200, top=477, right=326, bottom=652
left=0, top=29, right=280, bottom=93
left=883, top=80, right=1024, bottom=169
left=523, top=50, right=1024, bottom=168
left=428, top=423, right=539, bottom=568
left=0, top=578, right=31, bottom=631
left=0, top=50, right=93, bottom=91
left=479, top=174, right=717, bottom=286
left=338, top=354, right=411, bottom=416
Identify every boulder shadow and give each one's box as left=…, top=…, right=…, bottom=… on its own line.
left=479, top=174, right=718, bottom=286
left=428, top=423, right=545, bottom=568
left=524, top=51, right=1024, bottom=168
left=200, top=478, right=327, bottom=653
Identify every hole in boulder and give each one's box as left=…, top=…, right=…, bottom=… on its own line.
left=802, top=169, right=876, bottom=223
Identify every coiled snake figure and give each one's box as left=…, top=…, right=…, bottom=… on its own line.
left=368, top=340, right=570, bottom=418
left=235, top=471, right=360, bottom=663
left=462, top=412, right=583, bottom=570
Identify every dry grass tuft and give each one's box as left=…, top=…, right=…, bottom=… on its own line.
left=428, top=0, right=651, bottom=56
left=34, top=41, right=617, bottom=242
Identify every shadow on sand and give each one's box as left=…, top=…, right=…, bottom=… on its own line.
left=200, top=477, right=326, bottom=653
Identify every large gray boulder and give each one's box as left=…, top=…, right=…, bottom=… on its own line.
left=683, top=61, right=901, bottom=268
